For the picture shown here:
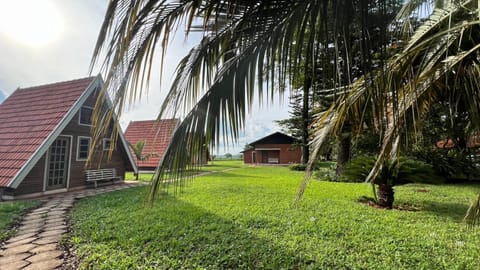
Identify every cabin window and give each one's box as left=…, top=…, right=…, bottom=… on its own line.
left=77, top=136, right=91, bottom=160
left=79, top=106, right=93, bottom=126
left=103, top=138, right=112, bottom=151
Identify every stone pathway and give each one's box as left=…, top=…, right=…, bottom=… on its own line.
left=0, top=182, right=142, bottom=270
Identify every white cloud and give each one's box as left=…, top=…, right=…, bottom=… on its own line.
left=0, top=1, right=290, bottom=155
left=0, top=0, right=107, bottom=92
left=0, top=0, right=64, bottom=48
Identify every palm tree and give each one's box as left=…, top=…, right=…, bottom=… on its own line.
left=92, top=0, right=480, bottom=214
left=296, top=0, right=480, bottom=207
left=128, top=140, right=157, bottom=180
left=342, top=156, right=442, bottom=208
left=92, top=0, right=402, bottom=200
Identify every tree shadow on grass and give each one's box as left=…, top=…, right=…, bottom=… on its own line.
left=420, top=201, right=469, bottom=221
left=74, top=189, right=310, bottom=269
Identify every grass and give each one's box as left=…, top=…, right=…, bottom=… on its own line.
left=71, top=162, right=480, bottom=269
left=125, top=160, right=244, bottom=182
left=0, top=200, right=40, bottom=242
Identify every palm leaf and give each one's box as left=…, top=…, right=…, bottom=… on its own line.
left=465, top=194, right=480, bottom=228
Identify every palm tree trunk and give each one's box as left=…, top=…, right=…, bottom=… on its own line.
left=377, top=183, right=394, bottom=209
left=302, top=77, right=311, bottom=164
left=336, top=133, right=351, bottom=176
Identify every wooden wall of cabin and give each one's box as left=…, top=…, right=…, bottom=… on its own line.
left=60, top=90, right=127, bottom=188
left=12, top=155, right=46, bottom=195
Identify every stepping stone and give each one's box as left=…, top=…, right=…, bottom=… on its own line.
left=32, top=206, right=49, bottom=211
left=45, top=218, right=65, bottom=224
left=2, top=237, right=38, bottom=248
left=44, top=221, right=65, bottom=228
left=0, top=243, right=37, bottom=255
left=32, top=236, right=62, bottom=245
left=50, top=209, right=67, bottom=214
left=48, top=209, right=66, bottom=213
left=16, top=227, right=42, bottom=235
left=27, top=250, right=63, bottom=263
left=62, top=201, right=74, bottom=204
left=6, top=232, right=37, bottom=243
left=38, top=230, right=65, bottom=238
left=47, top=213, right=66, bottom=219
left=2, top=259, right=29, bottom=270
left=0, top=252, right=30, bottom=264
left=20, top=223, right=45, bottom=231
left=30, top=243, right=58, bottom=254
left=43, top=225, right=67, bottom=232
left=23, top=258, right=63, bottom=270
left=30, top=209, right=48, bottom=214
left=22, top=215, right=45, bottom=221
left=22, top=219, right=45, bottom=226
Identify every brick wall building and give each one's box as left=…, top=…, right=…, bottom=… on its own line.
left=242, top=132, right=302, bottom=165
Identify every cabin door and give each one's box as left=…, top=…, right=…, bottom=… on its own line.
left=46, top=137, right=70, bottom=190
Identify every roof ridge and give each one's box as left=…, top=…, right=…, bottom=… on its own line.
left=130, top=118, right=178, bottom=123
left=17, top=76, right=96, bottom=91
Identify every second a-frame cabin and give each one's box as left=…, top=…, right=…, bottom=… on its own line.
left=124, top=119, right=179, bottom=171
left=0, top=76, right=137, bottom=200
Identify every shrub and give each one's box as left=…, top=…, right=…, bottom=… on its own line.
left=289, top=163, right=307, bottom=171
left=341, top=155, right=443, bottom=208
left=412, top=148, right=480, bottom=180
left=313, top=163, right=337, bottom=181
left=341, top=156, right=441, bottom=185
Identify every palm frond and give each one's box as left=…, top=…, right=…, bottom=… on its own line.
left=465, top=194, right=480, bottom=228
left=146, top=1, right=335, bottom=196
left=128, top=140, right=146, bottom=160
left=296, top=6, right=480, bottom=203
left=403, top=0, right=472, bottom=52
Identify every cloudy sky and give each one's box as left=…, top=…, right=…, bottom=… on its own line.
left=0, top=0, right=290, bottom=155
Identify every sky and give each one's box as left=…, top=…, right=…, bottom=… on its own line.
left=0, top=0, right=290, bottom=155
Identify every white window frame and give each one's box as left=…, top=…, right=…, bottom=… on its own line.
left=78, top=106, right=94, bottom=126
left=77, top=136, right=91, bottom=161
left=103, top=138, right=112, bottom=151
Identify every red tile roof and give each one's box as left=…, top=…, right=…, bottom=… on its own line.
left=0, top=77, right=95, bottom=187
left=124, top=119, right=178, bottom=169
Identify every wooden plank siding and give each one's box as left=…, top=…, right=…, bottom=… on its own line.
left=13, top=156, right=47, bottom=195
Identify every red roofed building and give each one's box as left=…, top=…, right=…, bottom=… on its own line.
left=124, top=119, right=179, bottom=171
left=242, top=132, right=302, bottom=165
left=0, top=76, right=137, bottom=200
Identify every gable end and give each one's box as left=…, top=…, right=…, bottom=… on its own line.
left=7, top=76, right=102, bottom=189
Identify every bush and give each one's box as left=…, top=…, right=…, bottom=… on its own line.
left=289, top=164, right=307, bottom=171
left=313, top=163, right=337, bottom=181
left=339, top=156, right=376, bottom=183
left=412, top=148, right=480, bottom=180
left=340, top=155, right=443, bottom=185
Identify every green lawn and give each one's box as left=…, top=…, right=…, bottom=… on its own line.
left=71, top=164, right=480, bottom=269
left=125, top=160, right=244, bottom=181
left=0, top=200, right=40, bottom=241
